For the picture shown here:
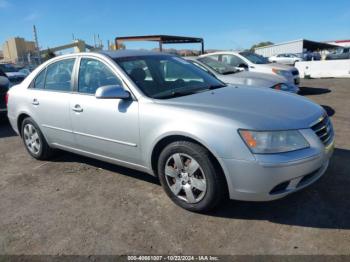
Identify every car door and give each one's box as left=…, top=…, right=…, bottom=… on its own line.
left=284, top=54, right=293, bottom=64
left=70, top=57, right=141, bottom=165
left=27, top=58, right=76, bottom=147
left=276, top=54, right=284, bottom=63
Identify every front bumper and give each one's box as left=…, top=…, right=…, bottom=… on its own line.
left=219, top=129, right=334, bottom=201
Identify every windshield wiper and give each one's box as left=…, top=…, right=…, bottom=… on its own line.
left=222, top=71, right=237, bottom=75
left=154, top=90, right=198, bottom=99
left=208, top=84, right=226, bottom=90
left=154, top=84, right=226, bottom=99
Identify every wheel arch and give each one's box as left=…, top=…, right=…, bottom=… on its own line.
left=17, top=113, right=31, bottom=137
left=150, top=134, right=229, bottom=196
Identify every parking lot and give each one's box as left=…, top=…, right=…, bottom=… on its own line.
left=0, top=78, right=349, bottom=255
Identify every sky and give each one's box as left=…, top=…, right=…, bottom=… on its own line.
left=0, top=0, right=350, bottom=51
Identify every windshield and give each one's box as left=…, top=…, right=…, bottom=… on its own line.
left=239, top=52, right=269, bottom=64
left=0, top=64, right=19, bottom=73
left=114, top=55, right=225, bottom=99
left=197, top=57, right=237, bottom=75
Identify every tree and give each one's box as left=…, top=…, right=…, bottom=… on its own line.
left=42, top=48, right=56, bottom=61
left=250, top=41, right=274, bottom=51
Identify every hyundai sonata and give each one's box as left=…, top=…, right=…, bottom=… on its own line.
left=7, top=50, right=334, bottom=212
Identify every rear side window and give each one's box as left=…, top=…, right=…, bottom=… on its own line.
left=44, top=59, right=75, bottom=91
left=78, top=58, right=122, bottom=94
left=221, top=54, right=245, bottom=67
left=34, top=69, right=46, bottom=89
left=207, top=55, right=219, bottom=61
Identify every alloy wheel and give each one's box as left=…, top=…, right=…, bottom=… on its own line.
left=164, top=153, right=207, bottom=203
left=23, top=123, right=41, bottom=155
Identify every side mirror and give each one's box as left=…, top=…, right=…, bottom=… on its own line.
left=237, top=63, right=249, bottom=70
left=0, top=76, right=10, bottom=89
left=95, top=85, right=131, bottom=99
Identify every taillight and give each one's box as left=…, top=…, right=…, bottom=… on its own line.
left=5, top=93, right=9, bottom=107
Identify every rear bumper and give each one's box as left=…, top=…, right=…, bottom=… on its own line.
left=7, top=114, right=19, bottom=134
left=219, top=129, right=334, bottom=201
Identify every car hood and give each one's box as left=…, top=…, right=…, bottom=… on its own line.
left=219, top=71, right=287, bottom=87
left=155, top=86, right=324, bottom=130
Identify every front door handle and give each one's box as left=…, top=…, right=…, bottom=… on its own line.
left=72, top=104, right=83, bottom=112
left=32, top=98, right=39, bottom=105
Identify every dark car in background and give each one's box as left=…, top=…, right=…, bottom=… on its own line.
left=0, top=69, right=10, bottom=117
left=296, top=52, right=321, bottom=61
left=0, top=63, right=27, bottom=86
left=326, top=48, right=350, bottom=60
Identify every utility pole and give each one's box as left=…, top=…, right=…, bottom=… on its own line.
left=33, top=25, right=41, bottom=64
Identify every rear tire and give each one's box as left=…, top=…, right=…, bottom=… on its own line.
left=21, top=117, right=54, bottom=160
left=158, top=141, right=226, bottom=212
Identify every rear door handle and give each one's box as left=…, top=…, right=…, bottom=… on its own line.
left=72, top=104, right=83, bottom=112
left=32, top=98, right=39, bottom=105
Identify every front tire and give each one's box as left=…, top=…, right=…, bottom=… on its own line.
left=158, top=141, right=226, bottom=212
left=21, top=117, right=54, bottom=160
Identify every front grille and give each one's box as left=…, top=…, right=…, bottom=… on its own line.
left=310, top=114, right=333, bottom=145
left=292, top=70, right=299, bottom=76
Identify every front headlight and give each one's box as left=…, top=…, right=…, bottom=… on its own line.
left=239, top=130, right=309, bottom=154
left=272, top=68, right=291, bottom=78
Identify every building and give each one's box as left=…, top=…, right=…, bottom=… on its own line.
left=325, top=39, right=350, bottom=48
left=2, top=37, right=37, bottom=64
left=254, top=39, right=337, bottom=57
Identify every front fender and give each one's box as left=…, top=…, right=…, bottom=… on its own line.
left=139, top=102, right=255, bottom=171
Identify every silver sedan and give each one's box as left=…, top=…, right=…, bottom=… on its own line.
left=185, top=56, right=299, bottom=93
left=7, top=50, right=334, bottom=212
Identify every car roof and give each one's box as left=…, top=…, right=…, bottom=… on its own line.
left=99, top=49, right=171, bottom=59
left=43, top=50, right=173, bottom=63
left=200, top=51, right=241, bottom=58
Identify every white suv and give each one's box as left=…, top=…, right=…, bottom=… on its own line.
left=201, top=51, right=300, bottom=89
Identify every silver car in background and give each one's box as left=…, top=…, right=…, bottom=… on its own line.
left=7, top=50, right=334, bottom=212
left=201, top=51, right=301, bottom=90
left=185, top=56, right=299, bottom=93
left=268, top=53, right=304, bottom=65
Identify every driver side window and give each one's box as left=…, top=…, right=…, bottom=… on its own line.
left=78, top=58, right=122, bottom=94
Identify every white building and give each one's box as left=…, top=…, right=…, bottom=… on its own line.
left=254, top=39, right=337, bottom=57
